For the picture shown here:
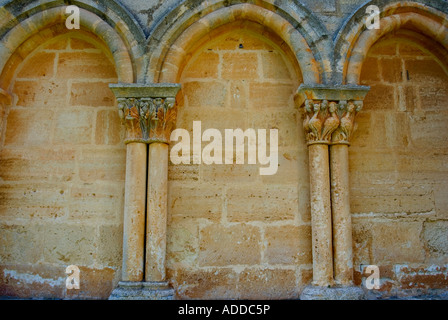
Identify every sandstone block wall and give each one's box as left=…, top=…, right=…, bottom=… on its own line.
left=166, top=26, right=312, bottom=299
left=0, top=0, right=447, bottom=300
left=0, top=32, right=125, bottom=299
left=351, top=38, right=448, bottom=296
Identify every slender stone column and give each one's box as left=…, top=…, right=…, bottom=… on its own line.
left=146, top=142, right=169, bottom=282
left=330, top=101, right=363, bottom=286
left=144, top=96, right=178, bottom=284
left=308, top=143, right=334, bottom=286
left=296, top=85, right=369, bottom=300
left=330, top=143, right=352, bottom=285
left=108, top=84, right=181, bottom=300
left=122, top=142, right=147, bottom=282
left=114, top=96, right=150, bottom=283
left=302, top=99, right=339, bottom=287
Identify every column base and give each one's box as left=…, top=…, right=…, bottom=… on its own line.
left=300, top=285, right=365, bottom=300
left=109, top=281, right=175, bottom=300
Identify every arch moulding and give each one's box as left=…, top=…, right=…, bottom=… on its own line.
left=149, top=3, right=324, bottom=85
left=336, top=1, right=448, bottom=85
left=0, top=5, right=135, bottom=88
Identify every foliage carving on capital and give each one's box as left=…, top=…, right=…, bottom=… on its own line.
left=117, top=96, right=177, bottom=144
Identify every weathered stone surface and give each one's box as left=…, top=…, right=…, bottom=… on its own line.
left=121, top=142, right=147, bottom=282
left=168, top=183, right=222, bottom=220
left=264, top=225, right=312, bottom=265
left=182, top=81, right=228, bottom=108
left=423, top=221, right=448, bottom=257
left=182, top=51, right=219, bottom=79
left=1, top=0, right=448, bottom=301
left=70, top=81, right=116, bottom=106
left=171, top=268, right=238, bottom=299
left=226, top=185, right=298, bottom=222
left=145, top=143, right=169, bottom=282
left=198, top=224, right=262, bottom=267
left=109, top=282, right=174, bottom=300
left=0, top=32, right=124, bottom=299
left=109, top=83, right=181, bottom=99
left=350, top=38, right=448, bottom=299
left=238, top=268, right=299, bottom=299
left=300, top=285, right=365, bottom=300
left=222, top=52, right=259, bottom=80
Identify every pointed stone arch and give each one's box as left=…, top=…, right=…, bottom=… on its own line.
left=335, top=0, right=448, bottom=85
left=145, top=1, right=331, bottom=85
left=0, top=1, right=143, bottom=88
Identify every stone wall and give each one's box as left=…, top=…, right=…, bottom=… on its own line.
left=351, top=37, right=448, bottom=297
left=0, top=31, right=125, bottom=299
left=0, top=0, right=447, bottom=300
left=166, top=24, right=311, bottom=299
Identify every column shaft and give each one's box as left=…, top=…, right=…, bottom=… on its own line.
left=122, top=142, right=147, bottom=282
left=308, top=144, right=334, bottom=287
left=145, top=142, right=169, bottom=282
left=330, top=144, right=354, bottom=285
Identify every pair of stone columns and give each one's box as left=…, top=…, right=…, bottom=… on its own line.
left=108, top=84, right=181, bottom=300
left=297, top=84, right=370, bottom=300
left=108, top=82, right=369, bottom=300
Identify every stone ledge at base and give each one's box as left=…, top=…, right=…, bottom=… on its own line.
left=109, top=281, right=175, bottom=300
left=300, top=285, right=365, bottom=300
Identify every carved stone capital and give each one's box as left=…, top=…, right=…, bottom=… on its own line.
left=295, top=84, right=370, bottom=146
left=302, top=99, right=340, bottom=145
left=110, top=84, right=181, bottom=144
left=331, top=100, right=363, bottom=145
